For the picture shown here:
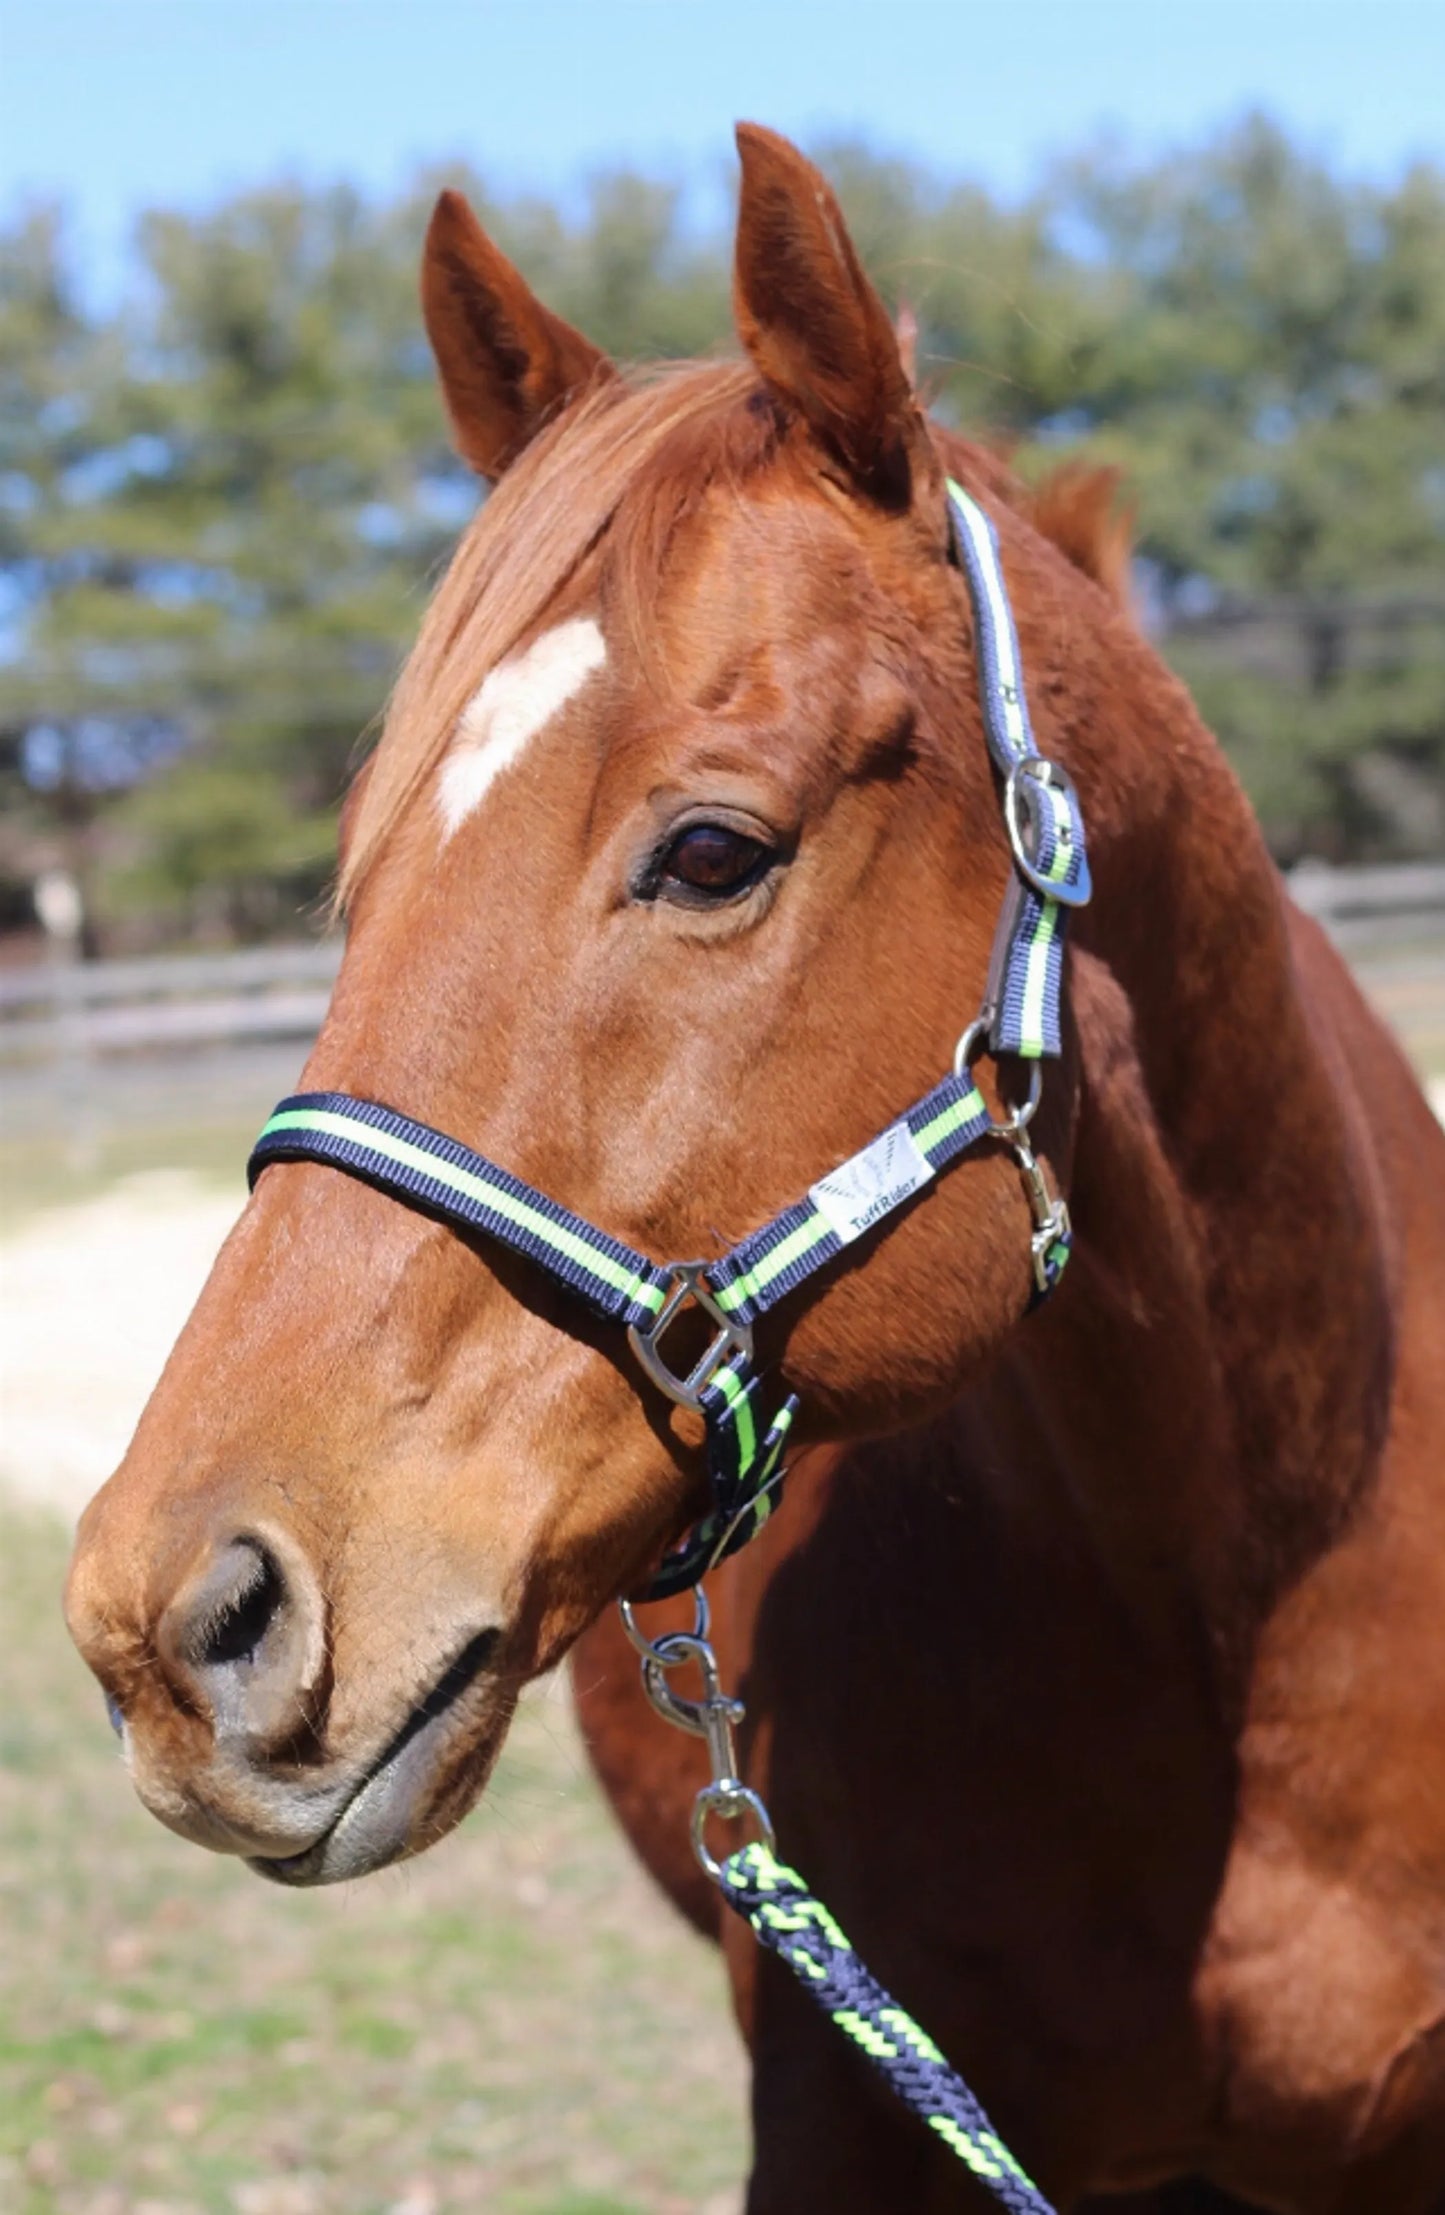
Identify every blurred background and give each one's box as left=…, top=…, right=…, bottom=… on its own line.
left=1, top=4, right=1442, bottom=2211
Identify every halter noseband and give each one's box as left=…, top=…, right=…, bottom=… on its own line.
left=248, top=481, right=1091, bottom=1600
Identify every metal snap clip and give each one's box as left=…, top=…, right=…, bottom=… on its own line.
left=1008, top=1130, right=1073, bottom=1297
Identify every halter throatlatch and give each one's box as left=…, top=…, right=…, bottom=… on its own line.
left=245, top=482, right=1082, bottom=2206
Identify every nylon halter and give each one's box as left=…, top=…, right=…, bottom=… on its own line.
left=248, top=480, right=1091, bottom=1601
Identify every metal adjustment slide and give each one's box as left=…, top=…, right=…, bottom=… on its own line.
left=1002, top=756, right=1092, bottom=908
left=627, top=1261, right=755, bottom=1411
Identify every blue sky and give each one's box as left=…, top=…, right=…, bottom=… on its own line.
left=4, top=0, right=1443, bottom=298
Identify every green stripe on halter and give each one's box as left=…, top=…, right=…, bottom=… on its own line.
left=712, top=1209, right=835, bottom=1315
left=1015, top=781, right=1075, bottom=1058
left=711, top=1358, right=756, bottom=1471
left=257, top=1107, right=666, bottom=1315
left=914, top=1084, right=986, bottom=1157
left=1017, top=902, right=1058, bottom=1061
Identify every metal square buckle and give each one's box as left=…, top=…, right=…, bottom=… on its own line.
left=1003, top=756, right=1092, bottom=909
left=627, top=1262, right=755, bottom=1411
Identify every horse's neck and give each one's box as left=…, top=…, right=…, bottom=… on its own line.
left=995, top=627, right=1398, bottom=1697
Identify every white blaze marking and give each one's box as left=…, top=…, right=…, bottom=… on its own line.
left=438, top=616, right=607, bottom=835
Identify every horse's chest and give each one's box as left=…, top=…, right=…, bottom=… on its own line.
left=1191, top=1778, right=1445, bottom=2199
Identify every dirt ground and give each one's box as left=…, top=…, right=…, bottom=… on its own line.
left=1, top=1172, right=244, bottom=1523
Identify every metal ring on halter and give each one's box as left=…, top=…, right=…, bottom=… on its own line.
left=618, top=1584, right=710, bottom=1663
left=691, top=1782, right=777, bottom=1883
left=626, top=1260, right=754, bottom=1412
left=951, top=1016, right=1043, bottom=1133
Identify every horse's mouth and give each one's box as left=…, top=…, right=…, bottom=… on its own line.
left=248, top=1626, right=509, bottom=1887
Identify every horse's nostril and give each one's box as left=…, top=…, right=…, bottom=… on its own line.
left=173, top=1536, right=289, bottom=1675
left=159, top=1529, right=327, bottom=1749
left=196, top=1542, right=285, bottom=1668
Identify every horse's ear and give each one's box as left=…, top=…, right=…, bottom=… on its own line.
left=732, top=124, right=920, bottom=502
left=422, top=189, right=614, bottom=480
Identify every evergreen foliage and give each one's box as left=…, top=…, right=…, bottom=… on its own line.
left=2, top=120, right=1441, bottom=948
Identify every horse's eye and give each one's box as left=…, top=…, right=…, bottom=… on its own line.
left=659, top=824, right=768, bottom=898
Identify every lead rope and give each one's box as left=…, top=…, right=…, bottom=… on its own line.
left=620, top=1597, right=1057, bottom=2212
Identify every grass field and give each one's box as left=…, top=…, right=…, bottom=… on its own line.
left=0, top=1503, right=748, bottom=2215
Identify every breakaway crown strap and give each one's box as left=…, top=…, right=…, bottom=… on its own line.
left=946, top=479, right=1089, bottom=1062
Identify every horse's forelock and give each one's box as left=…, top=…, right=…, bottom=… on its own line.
left=337, top=360, right=779, bottom=905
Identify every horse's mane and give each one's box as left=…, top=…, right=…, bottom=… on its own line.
left=339, top=358, right=1130, bottom=905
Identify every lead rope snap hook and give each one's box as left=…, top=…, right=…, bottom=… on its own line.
left=619, top=1594, right=777, bottom=1882
left=1006, top=1129, right=1072, bottom=1297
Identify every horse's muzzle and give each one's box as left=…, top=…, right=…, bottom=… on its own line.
left=70, top=1507, right=511, bottom=1883
left=251, top=1623, right=506, bottom=1886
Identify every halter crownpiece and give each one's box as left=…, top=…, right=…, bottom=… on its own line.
left=248, top=481, right=1089, bottom=1601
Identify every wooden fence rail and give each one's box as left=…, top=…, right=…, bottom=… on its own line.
left=0, top=863, right=1440, bottom=1067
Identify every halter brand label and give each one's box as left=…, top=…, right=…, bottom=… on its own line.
left=809, top=1123, right=935, bottom=1247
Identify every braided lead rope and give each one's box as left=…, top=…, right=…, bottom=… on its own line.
left=717, top=1842, right=1056, bottom=2213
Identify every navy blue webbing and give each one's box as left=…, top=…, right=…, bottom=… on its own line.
left=644, top=1354, right=799, bottom=1600
left=249, top=1094, right=672, bottom=1330
left=708, top=1072, right=991, bottom=1326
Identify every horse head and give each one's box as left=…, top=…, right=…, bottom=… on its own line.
left=66, top=128, right=1079, bottom=1887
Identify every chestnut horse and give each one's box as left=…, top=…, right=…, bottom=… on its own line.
left=66, top=126, right=1445, bottom=2213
